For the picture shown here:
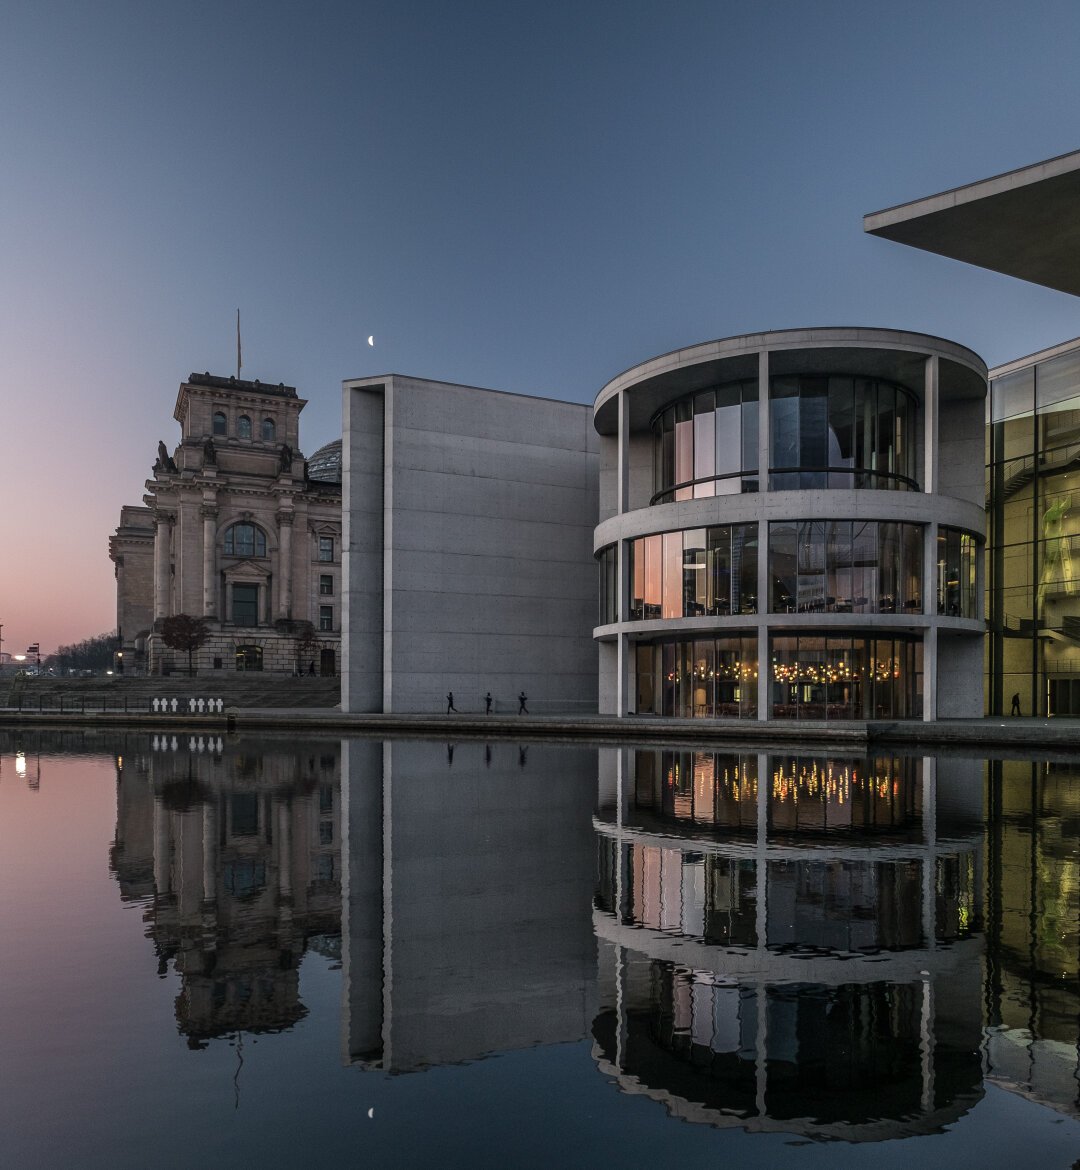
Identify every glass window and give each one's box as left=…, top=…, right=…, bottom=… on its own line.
left=634, top=636, right=757, bottom=718
left=714, top=383, right=742, bottom=495
left=318, top=536, right=334, bottom=562
left=237, top=415, right=252, bottom=439
left=683, top=530, right=707, bottom=616
left=232, top=583, right=259, bottom=626
left=662, top=532, right=682, bottom=619
left=644, top=534, right=662, bottom=618
left=212, top=411, right=227, bottom=436
left=319, top=605, right=334, bottom=631
left=235, top=644, right=263, bottom=672
left=675, top=400, right=693, bottom=501
left=1037, top=349, right=1080, bottom=411
left=319, top=574, right=334, bottom=596
left=261, top=417, right=276, bottom=441
left=938, top=527, right=979, bottom=617
left=770, top=522, right=797, bottom=612
left=651, top=380, right=758, bottom=502
left=693, top=393, right=715, bottom=498
left=598, top=545, right=618, bottom=625
left=224, top=523, right=266, bottom=558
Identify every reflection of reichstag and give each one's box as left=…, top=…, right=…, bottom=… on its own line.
left=110, top=739, right=341, bottom=1045
left=341, top=739, right=597, bottom=1071
left=592, top=748, right=1080, bottom=1138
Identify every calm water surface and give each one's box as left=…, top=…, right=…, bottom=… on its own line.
left=1, top=731, right=1079, bottom=1168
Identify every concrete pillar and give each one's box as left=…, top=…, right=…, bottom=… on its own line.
left=924, top=355, right=939, bottom=494
left=924, top=520, right=939, bottom=721
left=277, top=510, right=294, bottom=619
left=200, top=505, right=217, bottom=619
left=153, top=512, right=173, bottom=621
left=756, top=350, right=771, bottom=721
left=617, top=389, right=630, bottom=514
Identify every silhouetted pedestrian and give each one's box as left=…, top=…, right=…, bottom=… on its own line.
left=447, top=691, right=458, bottom=714
left=518, top=691, right=528, bottom=714
left=308, top=661, right=316, bottom=676
left=1011, top=692, right=1021, bottom=716
left=484, top=691, right=493, bottom=715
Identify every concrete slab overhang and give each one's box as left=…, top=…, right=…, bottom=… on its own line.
left=864, top=149, right=1080, bottom=296
left=593, top=328, right=985, bottom=434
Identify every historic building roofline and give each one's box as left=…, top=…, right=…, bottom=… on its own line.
left=185, top=372, right=298, bottom=398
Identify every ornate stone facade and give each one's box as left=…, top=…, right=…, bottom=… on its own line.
left=110, top=373, right=342, bottom=675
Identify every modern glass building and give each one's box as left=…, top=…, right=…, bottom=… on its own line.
left=987, top=337, right=1080, bottom=716
left=593, top=329, right=988, bottom=721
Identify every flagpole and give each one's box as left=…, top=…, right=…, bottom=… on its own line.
left=236, top=309, right=242, bottom=379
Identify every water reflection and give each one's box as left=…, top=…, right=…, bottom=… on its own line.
left=110, top=739, right=342, bottom=1046
left=341, top=740, right=597, bottom=1071
left=1, top=730, right=1078, bottom=1157
left=592, top=747, right=1079, bottom=1138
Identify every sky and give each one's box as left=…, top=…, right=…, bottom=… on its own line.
left=3, top=0, right=1080, bottom=656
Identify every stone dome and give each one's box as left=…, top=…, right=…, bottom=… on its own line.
left=307, top=439, right=342, bottom=483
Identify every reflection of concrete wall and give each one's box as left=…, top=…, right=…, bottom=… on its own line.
left=343, top=740, right=597, bottom=1071
left=342, top=739, right=384, bottom=1065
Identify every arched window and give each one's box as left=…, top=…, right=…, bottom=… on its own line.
left=213, top=411, right=227, bottom=436
left=237, top=415, right=252, bottom=439
left=224, top=522, right=267, bottom=557
left=261, top=417, right=276, bottom=441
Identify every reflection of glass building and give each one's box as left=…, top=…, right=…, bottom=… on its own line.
left=592, top=747, right=987, bottom=1139
left=593, top=329, right=987, bottom=721
left=987, top=339, right=1080, bottom=715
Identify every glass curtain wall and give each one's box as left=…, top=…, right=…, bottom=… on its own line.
left=652, top=381, right=759, bottom=502
left=769, top=521, right=924, bottom=614
left=935, top=528, right=979, bottom=618
left=770, top=376, right=917, bottom=491
left=597, top=545, right=618, bottom=625
left=988, top=346, right=1080, bottom=715
left=634, top=636, right=758, bottom=718
left=770, top=633, right=922, bottom=719
left=629, top=525, right=758, bottom=619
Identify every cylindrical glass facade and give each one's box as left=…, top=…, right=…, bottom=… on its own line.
left=769, top=375, right=917, bottom=491
left=652, top=381, right=759, bottom=503
left=628, top=524, right=758, bottom=619
left=769, top=633, right=922, bottom=719
left=634, top=635, right=758, bottom=718
left=769, top=520, right=924, bottom=614
left=936, top=527, right=979, bottom=618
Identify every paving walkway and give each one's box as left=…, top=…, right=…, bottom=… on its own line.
left=2, top=704, right=1079, bottom=752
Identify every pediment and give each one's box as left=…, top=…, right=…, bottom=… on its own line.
left=225, top=559, right=272, bottom=582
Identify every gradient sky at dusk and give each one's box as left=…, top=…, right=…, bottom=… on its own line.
left=4, top=0, right=1080, bottom=655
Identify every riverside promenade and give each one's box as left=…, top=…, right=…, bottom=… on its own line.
left=2, top=701, right=1079, bottom=753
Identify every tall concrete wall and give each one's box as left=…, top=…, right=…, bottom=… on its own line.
left=343, top=376, right=599, bottom=714
left=342, top=388, right=385, bottom=713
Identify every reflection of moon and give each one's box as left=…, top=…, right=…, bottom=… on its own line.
left=367, top=335, right=374, bottom=346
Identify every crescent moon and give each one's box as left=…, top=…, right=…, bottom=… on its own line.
left=367, top=335, right=374, bottom=346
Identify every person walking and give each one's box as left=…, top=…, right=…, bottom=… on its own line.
left=1011, top=692, right=1021, bottom=716
left=484, top=691, right=493, bottom=715
left=517, top=691, right=528, bottom=715
left=446, top=691, right=458, bottom=714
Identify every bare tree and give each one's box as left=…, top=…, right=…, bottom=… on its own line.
left=161, top=615, right=210, bottom=677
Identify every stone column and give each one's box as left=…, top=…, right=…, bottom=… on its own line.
left=277, top=510, right=294, bottom=619
left=200, top=504, right=218, bottom=619
left=153, top=511, right=174, bottom=621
